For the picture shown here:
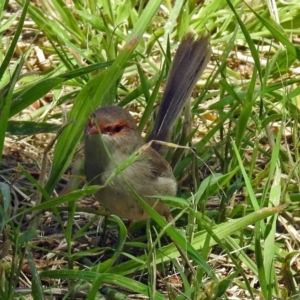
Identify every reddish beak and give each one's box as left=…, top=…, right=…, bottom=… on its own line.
left=87, top=117, right=101, bottom=135
left=87, top=125, right=101, bottom=135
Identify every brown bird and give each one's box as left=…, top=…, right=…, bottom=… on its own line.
left=84, top=34, right=211, bottom=220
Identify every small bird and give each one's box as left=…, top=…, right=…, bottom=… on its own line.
left=84, top=34, right=211, bottom=220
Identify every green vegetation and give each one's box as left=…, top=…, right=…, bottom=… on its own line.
left=0, top=0, right=300, bottom=299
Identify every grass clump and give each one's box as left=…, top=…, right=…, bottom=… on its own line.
left=0, top=0, right=300, bottom=299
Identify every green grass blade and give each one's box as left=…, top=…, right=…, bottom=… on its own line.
left=0, top=58, right=24, bottom=166
left=108, top=206, right=283, bottom=276
left=246, top=3, right=300, bottom=60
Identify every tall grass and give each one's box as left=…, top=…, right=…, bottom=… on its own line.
left=0, top=0, right=300, bottom=299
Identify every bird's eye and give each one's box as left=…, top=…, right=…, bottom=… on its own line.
left=104, top=122, right=127, bottom=135
left=114, top=125, right=123, bottom=133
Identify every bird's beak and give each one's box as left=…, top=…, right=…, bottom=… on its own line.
left=86, top=117, right=101, bottom=135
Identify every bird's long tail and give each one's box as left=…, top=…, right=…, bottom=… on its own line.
left=147, top=34, right=211, bottom=153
